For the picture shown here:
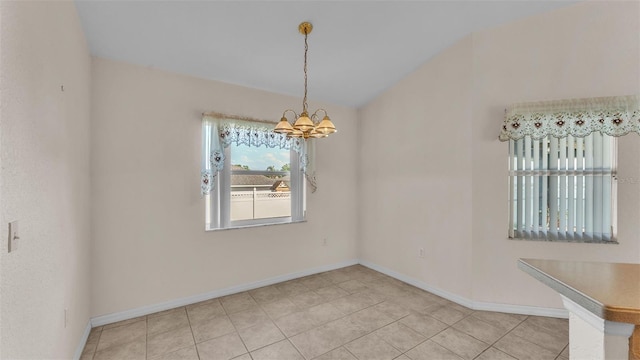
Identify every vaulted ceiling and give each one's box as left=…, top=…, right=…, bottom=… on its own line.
left=75, top=1, right=577, bottom=108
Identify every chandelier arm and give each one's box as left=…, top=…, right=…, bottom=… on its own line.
left=282, top=109, right=299, bottom=121
left=311, top=109, right=329, bottom=119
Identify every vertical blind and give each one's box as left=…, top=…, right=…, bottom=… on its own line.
left=508, top=132, right=616, bottom=241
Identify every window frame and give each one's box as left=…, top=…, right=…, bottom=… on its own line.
left=205, top=145, right=305, bottom=231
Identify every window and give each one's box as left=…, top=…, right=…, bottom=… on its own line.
left=500, top=95, right=639, bottom=242
left=228, top=143, right=293, bottom=222
left=202, top=118, right=306, bottom=230
left=508, top=133, right=617, bottom=242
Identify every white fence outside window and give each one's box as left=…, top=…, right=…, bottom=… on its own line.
left=230, top=189, right=291, bottom=221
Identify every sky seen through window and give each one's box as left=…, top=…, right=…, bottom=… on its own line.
left=230, top=143, right=290, bottom=171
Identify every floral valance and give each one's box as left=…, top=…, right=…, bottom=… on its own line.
left=499, top=95, right=640, bottom=141
left=219, top=122, right=292, bottom=149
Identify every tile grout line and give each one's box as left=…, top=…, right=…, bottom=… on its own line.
left=434, top=310, right=511, bottom=358
left=185, top=306, right=201, bottom=360
left=286, top=295, right=415, bottom=359
left=478, top=313, right=531, bottom=359
left=90, top=327, right=102, bottom=360
left=333, top=271, right=432, bottom=356
left=372, top=314, right=425, bottom=357
left=145, top=315, right=149, bottom=360
left=343, top=345, right=360, bottom=360
left=560, top=343, right=569, bottom=358
left=472, top=343, right=513, bottom=360
left=502, top=322, right=569, bottom=358
left=296, top=275, right=435, bottom=358
left=253, top=281, right=326, bottom=359
left=248, top=287, right=311, bottom=359
left=327, top=286, right=483, bottom=359
left=147, top=308, right=200, bottom=360
left=189, top=295, right=286, bottom=357
left=417, top=309, right=481, bottom=358
left=274, top=274, right=383, bottom=359
left=232, top=291, right=258, bottom=359
left=396, top=313, right=460, bottom=358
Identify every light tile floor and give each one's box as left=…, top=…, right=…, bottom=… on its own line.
left=81, top=265, right=570, bottom=360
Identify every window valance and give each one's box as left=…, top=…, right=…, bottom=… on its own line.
left=219, top=122, right=293, bottom=150
left=499, top=95, right=640, bottom=141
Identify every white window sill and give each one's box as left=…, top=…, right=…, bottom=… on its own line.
left=206, top=219, right=307, bottom=232
left=509, top=237, right=619, bottom=245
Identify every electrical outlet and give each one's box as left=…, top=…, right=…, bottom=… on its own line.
left=322, top=238, right=328, bottom=246
left=419, top=248, right=425, bottom=258
left=8, top=221, right=19, bottom=253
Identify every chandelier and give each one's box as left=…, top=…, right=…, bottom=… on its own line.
left=274, top=22, right=337, bottom=139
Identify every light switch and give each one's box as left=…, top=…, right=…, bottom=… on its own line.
left=8, top=221, right=19, bottom=253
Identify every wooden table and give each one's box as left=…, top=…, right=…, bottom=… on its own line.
left=518, top=259, right=640, bottom=360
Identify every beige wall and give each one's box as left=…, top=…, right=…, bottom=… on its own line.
left=359, top=1, right=640, bottom=310
left=0, top=1, right=92, bottom=358
left=90, top=58, right=359, bottom=317
left=358, top=36, right=474, bottom=299
left=470, top=1, right=640, bottom=308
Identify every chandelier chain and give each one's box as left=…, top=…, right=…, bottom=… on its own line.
left=303, top=31, right=308, bottom=113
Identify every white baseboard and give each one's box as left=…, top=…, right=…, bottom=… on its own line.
left=73, top=321, right=92, bottom=360
left=473, top=300, right=568, bottom=318
left=359, top=260, right=475, bottom=309
left=359, top=259, right=568, bottom=319
left=91, top=259, right=359, bottom=327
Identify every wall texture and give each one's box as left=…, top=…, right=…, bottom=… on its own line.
left=358, top=36, right=474, bottom=299
left=470, top=0, right=640, bottom=308
left=0, top=1, right=92, bottom=358
left=359, top=1, right=640, bottom=310
left=90, top=58, right=359, bottom=317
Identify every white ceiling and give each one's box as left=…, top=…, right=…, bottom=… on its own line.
left=75, top=1, right=577, bottom=108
